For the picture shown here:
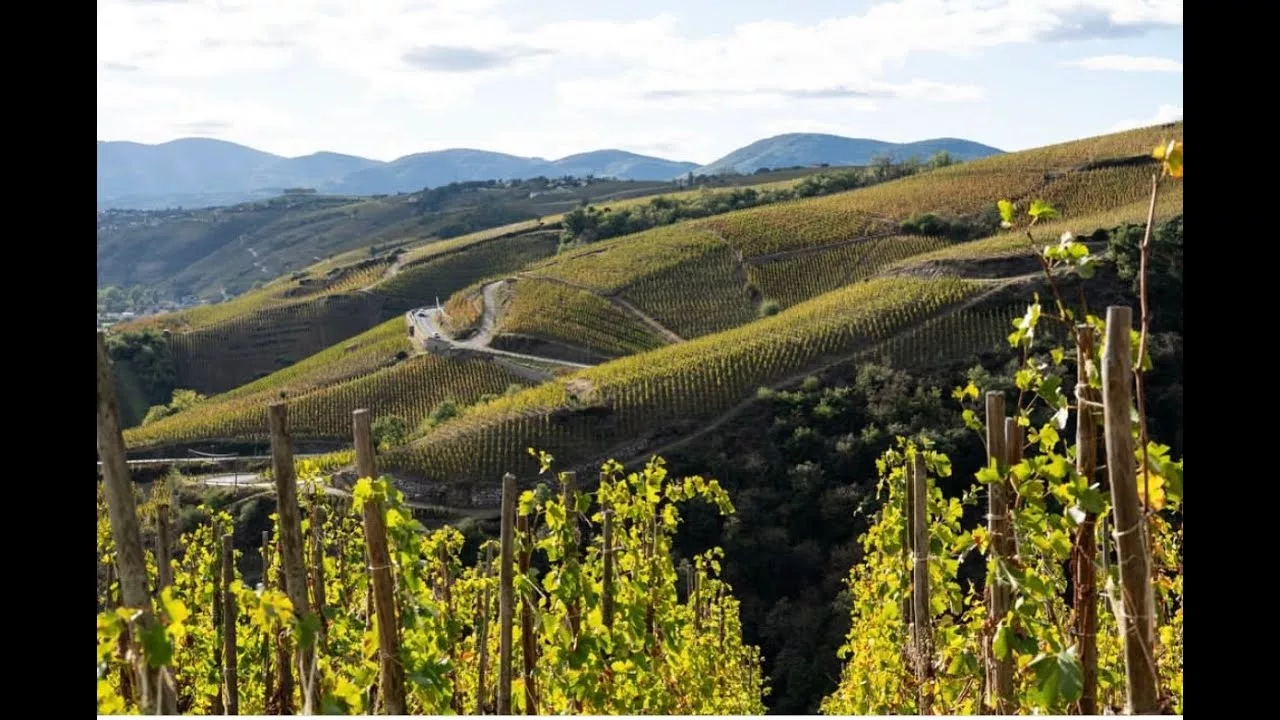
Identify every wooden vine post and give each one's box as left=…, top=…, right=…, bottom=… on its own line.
left=1072, top=324, right=1101, bottom=715
left=517, top=512, right=538, bottom=714
left=562, top=471, right=582, bottom=644
left=96, top=332, right=176, bottom=715
left=601, top=489, right=615, bottom=630
left=156, top=502, right=174, bottom=591
left=910, top=451, right=932, bottom=715
left=273, top=535, right=295, bottom=715
left=984, top=391, right=1013, bottom=714
left=477, top=544, right=493, bottom=714
left=901, top=454, right=914, bottom=644
left=311, top=502, right=328, bottom=650
left=1101, top=307, right=1159, bottom=714
left=353, top=408, right=407, bottom=715
left=222, top=534, right=239, bottom=715
left=498, top=473, right=517, bottom=715
left=268, top=402, right=322, bottom=715
left=211, top=519, right=225, bottom=715
left=261, top=531, right=274, bottom=710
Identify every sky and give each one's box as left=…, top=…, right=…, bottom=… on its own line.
left=97, top=0, right=1183, bottom=165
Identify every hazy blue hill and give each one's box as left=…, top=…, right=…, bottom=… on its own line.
left=547, top=149, right=699, bottom=181
left=697, top=133, right=1003, bottom=175
left=97, top=138, right=284, bottom=201
left=331, top=149, right=547, bottom=195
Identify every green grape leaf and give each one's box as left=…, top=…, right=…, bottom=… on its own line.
left=1028, top=648, right=1084, bottom=708
left=993, top=622, right=1013, bottom=660
left=997, top=199, right=1015, bottom=226
left=138, top=618, right=173, bottom=668
left=1028, top=199, right=1058, bottom=220
left=976, top=459, right=1001, bottom=485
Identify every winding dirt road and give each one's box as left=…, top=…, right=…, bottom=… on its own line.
left=408, top=280, right=594, bottom=369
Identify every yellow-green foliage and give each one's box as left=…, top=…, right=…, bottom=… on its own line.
left=125, top=353, right=529, bottom=448
left=746, top=235, right=952, bottom=309
left=525, top=225, right=724, bottom=293
left=498, top=278, right=668, bottom=357
left=384, top=276, right=982, bottom=482
left=620, top=242, right=758, bottom=339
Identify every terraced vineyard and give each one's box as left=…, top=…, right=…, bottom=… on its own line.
left=620, top=243, right=758, bottom=339
left=375, top=231, right=559, bottom=306
left=383, top=276, right=982, bottom=482
left=525, top=225, right=725, bottom=293
left=699, top=204, right=894, bottom=258
left=169, top=292, right=398, bottom=394
left=126, top=352, right=529, bottom=448
left=215, top=317, right=410, bottom=401
left=496, top=278, right=668, bottom=358
left=746, top=235, right=952, bottom=309
left=868, top=304, right=1025, bottom=369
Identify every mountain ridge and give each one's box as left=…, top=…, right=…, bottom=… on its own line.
left=695, top=133, right=1004, bottom=175
left=97, top=132, right=1004, bottom=210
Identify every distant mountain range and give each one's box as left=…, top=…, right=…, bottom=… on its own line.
left=96, top=134, right=1004, bottom=210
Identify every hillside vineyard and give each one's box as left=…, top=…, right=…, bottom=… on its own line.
left=97, top=123, right=1183, bottom=715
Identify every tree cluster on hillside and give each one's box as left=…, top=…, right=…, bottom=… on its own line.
left=98, top=284, right=163, bottom=314
left=105, top=329, right=178, bottom=409
left=142, top=388, right=207, bottom=426
left=434, top=201, right=539, bottom=239
left=558, top=154, right=954, bottom=249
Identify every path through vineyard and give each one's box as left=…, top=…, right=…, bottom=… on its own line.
left=409, top=279, right=594, bottom=368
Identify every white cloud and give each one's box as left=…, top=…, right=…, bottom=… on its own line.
left=1063, top=54, right=1182, bottom=72
left=97, top=0, right=1184, bottom=158
left=1108, top=104, right=1183, bottom=133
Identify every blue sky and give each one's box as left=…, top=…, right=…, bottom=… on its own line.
left=97, top=0, right=1183, bottom=164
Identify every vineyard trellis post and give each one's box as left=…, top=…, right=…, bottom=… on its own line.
left=1101, top=306, right=1159, bottom=714
left=1004, top=417, right=1023, bottom=558
left=353, top=408, right=407, bottom=715
left=211, top=518, right=225, bottom=715
left=601, top=490, right=615, bottom=630
left=910, top=450, right=932, bottom=715
left=310, top=502, right=328, bottom=651
left=477, top=543, right=493, bottom=714
left=261, top=530, right=274, bottom=710
left=273, top=534, right=295, bottom=715
left=96, top=331, right=177, bottom=715
left=517, top=512, right=538, bottom=715
left=902, top=451, right=914, bottom=650
left=268, top=402, right=322, bottom=715
left=498, top=472, right=516, bottom=715
left=984, top=390, right=1013, bottom=714
left=156, top=500, right=174, bottom=591
left=222, top=533, right=239, bottom=716
left=1073, top=323, right=1101, bottom=715
left=561, top=471, right=582, bottom=644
